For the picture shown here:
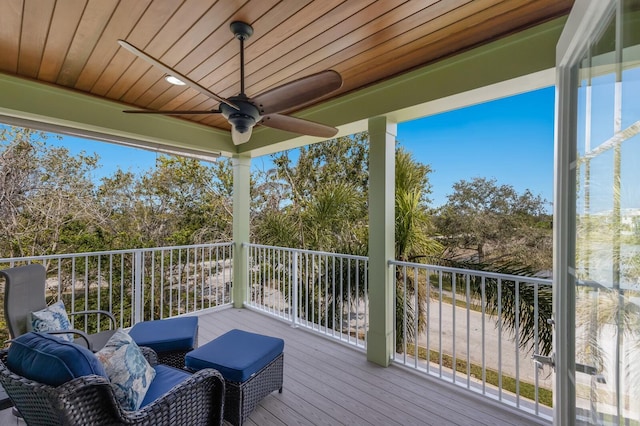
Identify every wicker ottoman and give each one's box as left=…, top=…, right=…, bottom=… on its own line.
left=129, top=316, right=198, bottom=368
left=185, top=329, right=284, bottom=426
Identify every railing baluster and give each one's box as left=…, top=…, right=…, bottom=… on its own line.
left=413, top=266, right=418, bottom=368
left=347, top=258, right=351, bottom=344
left=438, top=270, right=443, bottom=378
left=452, top=272, right=457, bottom=384
left=402, top=265, right=408, bottom=365
left=481, top=276, right=486, bottom=395
left=498, top=277, right=503, bottom=400
left=292, top=251, right=298, bottom=327
left=354, top=260, right=360, bottom=346
left=97, top=256, right=102, bottom=332
left=466, top=273, right=471, bottom=389
left=120, top=254, right=125, bottom=328
left=84, top=256, right=89, bottom=332
left=160, top=250, right=165, bottom=319
left=339, top=257, right=343, bottom=340
left=186, top=248, right=190, bottom=314
left=515, top=280, right=521, bottom=407
left=534, top=281, right=540, bottom=415
left=426, top=267, right=431, bottom=375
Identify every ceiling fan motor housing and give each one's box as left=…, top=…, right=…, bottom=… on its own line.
left=220, top=96, right=261, bottom=134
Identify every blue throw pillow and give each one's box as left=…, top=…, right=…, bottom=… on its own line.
left=96, top=329, right=156, bottom=411
left=30, top=300, right=74, bottom=342
left=6, top=332, right=107, bottom=387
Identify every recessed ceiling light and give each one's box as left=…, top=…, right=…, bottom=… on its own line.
left=165, top=75, right=185, bottom=85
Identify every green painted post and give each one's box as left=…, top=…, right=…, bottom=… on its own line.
left=366, top=116, right=396, bottom=367
left=232, top=155, right=251, bottom=308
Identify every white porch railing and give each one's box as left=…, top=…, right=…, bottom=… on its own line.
left=245, top=243, right=368, bottom=349
left=0, top=243, right=233, bottom=332
left=1, top=243, right=555, bottom=420
left=389, top=260, right=554, bottom=420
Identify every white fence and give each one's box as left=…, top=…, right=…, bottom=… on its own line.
left=0, top=243, right=233, bottom=332
left=245, top=243, right=368, bottom=349
left=390, top=260, right=554, bottom=419
left=2, top=243, right=555, bottom=420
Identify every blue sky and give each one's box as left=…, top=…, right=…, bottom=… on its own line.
left=41, top=87, right=555, bottom=209
left=397, top=87, right=555, bottom=208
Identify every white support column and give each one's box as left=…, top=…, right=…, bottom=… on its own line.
left=232, top=155, right=251, bottom=308
left=366, top=116, right=396, bottom=367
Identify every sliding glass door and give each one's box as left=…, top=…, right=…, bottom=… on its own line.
left=556, top=1, right=640, bottom=424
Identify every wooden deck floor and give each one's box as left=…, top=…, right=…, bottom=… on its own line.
left=0, top=307, right=552, bottom=425
left=201, top=307, right=550, bottom=426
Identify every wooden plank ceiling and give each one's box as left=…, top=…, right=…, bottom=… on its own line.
left=0, top=0, right=573, bottom=133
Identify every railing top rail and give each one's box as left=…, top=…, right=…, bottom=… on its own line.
left=389, top=259, right=553, bottom=286
left=244, top=243, right=368, bottom=261
left=0, top=242, right=234, bottom=264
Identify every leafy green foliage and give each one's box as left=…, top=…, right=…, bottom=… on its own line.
left=435, top=177, right=552, bottom=272
left=254, top=133, right=370, bottom=254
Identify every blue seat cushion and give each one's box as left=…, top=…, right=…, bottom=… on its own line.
left=129, top=317, right=198, bottom=353
left=140, top=364, right=192, bottom=408
left=185, top=329, right=284, bottom=383
left=7, top=332, right=107, bottom=387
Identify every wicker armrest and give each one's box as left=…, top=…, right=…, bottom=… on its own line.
left=68, top=310, right=117, bottom=329
left=58, top=368, right=225, bottom=425
left=131, top=368, right=226, bottom=425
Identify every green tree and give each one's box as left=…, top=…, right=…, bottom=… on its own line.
left=255, top=133, right=369, bottom=252
left=1, top=127, right=105, bottom=342
left=0, top=127, right=103, bottom=259
left=97, top=156, right=234, bottom=249
left=435, top=177, right=552, bottom=271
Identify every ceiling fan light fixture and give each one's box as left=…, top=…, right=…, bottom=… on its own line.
left=165, top=75, right=186, bottom=85
left=228, top=113, right=255, bottom=145
left=232, top=125, right=252, bottom=145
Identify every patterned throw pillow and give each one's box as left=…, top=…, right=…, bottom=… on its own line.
left=96, top=329, right=156, bottom=411
left=30, top=300, right=74, bottom=342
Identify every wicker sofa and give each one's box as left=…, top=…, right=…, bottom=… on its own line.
left=0, top=337, right=225, bottom=425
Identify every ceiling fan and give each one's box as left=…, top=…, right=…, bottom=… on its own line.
left=118, top=21, right=343, bottom=145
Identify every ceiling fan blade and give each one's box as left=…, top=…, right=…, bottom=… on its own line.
left=260, top=114, right=338, bottom=138
left=252, top=70, right=342, bottom=115
left=117, top=40, right=238, bottom=110
left=123, top=109, right=221, bottom=115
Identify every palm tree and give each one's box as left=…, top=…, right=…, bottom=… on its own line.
left=393, top=149, right=442, bottom=352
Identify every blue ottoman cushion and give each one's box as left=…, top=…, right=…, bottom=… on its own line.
left=7, top=332, right=107, bottom=387
left=129, top=317, right=198, bottom=353
left=185, top=329, right=284, bottom=383
left=140, top=364, right=192, bottom=408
